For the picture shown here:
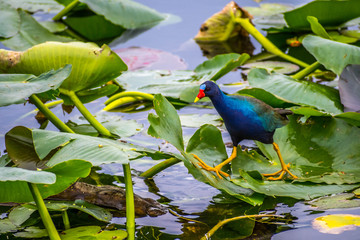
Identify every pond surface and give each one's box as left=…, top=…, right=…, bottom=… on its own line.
left=1, top=0, right=360, bottom=239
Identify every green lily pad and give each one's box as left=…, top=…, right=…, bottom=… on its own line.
left=179, top=114, right=222, bottom=128
left=0, top=219, right=18, bottom=233
left=303, top=35, right=360, bottom=75
left=80, top=0, right=166, bottom=29
left=148, top=94, right=184, bottom=151
left=61, top=226, right=127, bottom=240
left=0, top=2, right=20, bottom=38
left=248, top=68, right=343, bottom=114
left=29, top=128, right=141, bottom=167
left=13, top=227, right=48, bottom=238
left=1, top=9, right=72, bottom=51
left=0, top=41, right=127, bottom=93
left=0, top=159, right=91, bottom=203
left=284, top=0, right=360, bottom=30
left=256, top=115, right=360, bottom=185
left=2, top=0, right=64, bottom=13
left=0, top=65, right=71, bottom=107
left=309, top=193, right=360, bottom=210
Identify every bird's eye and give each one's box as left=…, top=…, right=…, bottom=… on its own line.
left=205, top=87, right=210, bottom=91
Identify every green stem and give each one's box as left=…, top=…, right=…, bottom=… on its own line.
left=123, top=164, right=135, bottom=240
left=28, top=183, right=61, bottom=240
left=105, top=91, right=154, bottom=105
left=235, top=18, right=309, bottom=68
left=62, top=210, right=70, bottom=230
left=53, top=0, right=80, bottom=21
left=29, top=95, right=74, bottom=133
left=201, top=214, right=280, bottom=240
left=292, top=61, right=322, bottom=80
left=140, top=158, right=181, bottom=178
left=61, top=89, right=112, bottom=137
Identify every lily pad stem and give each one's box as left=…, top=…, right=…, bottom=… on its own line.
left=28, top=183, right=61, bottom=240
left=105, top=91, right=154, bottom=105
left=62, top=210, right=70, bottom=230
left=123, top=164, right=135, bottom=240
left=140, top=157, right=181, bottom=178
left=29, top=95, right=74, bottom=133
left=53, top=0, right=80, bottom=21
left=60, top=89, right=112, bottom=137
left=292, top=61, right=322, bottom=80
left=201, top=214, right=281, bottom=240
left=235, top=18, right=309, bottom=68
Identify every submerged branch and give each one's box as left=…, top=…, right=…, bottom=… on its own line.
left=49, top=182, right=167, bottom=217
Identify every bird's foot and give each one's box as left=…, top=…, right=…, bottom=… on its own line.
left=262, top=163, right=298, bottom=181
left=191, top=154, right=229, bottom=179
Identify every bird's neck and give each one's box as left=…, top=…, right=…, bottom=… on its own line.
left=209, top=91, right=229, bottom=115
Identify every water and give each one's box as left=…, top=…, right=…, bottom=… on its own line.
left=1, top=0, right=360, bottom=239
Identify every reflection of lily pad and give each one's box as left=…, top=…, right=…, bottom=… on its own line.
left=115, top=47, right=187, bottom=71
left=242, top=61, right=300, bottom=74
left=312, top=214, right=360, bottom=234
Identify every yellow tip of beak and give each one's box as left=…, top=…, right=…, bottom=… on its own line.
left=194, top=97, right=200, bottom=103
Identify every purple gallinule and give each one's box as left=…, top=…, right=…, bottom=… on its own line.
left=193, top=81, right=297, bottom=180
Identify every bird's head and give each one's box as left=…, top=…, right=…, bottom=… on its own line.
left=194, top=81, right=220, bottom=102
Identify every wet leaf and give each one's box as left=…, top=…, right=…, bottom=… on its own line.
left=248, top=68, right=343, bottom=114
left=80, top=0, right=166, bottom=29
left=0, top=41, right=127, bottom=92
left=1, top=9, right=72, bottom=51
left=61, top=226, right=127, bottom=240
left=0, top=2, right=20, bottom=38
left=303, top=35, right=360, bottom=75
left=29, top=128, right=141, bottom=167
left=284, top=0, right=360, bottom=30
left=0, top=65, right=71, bottom=107
left=148, top=94, right=184, bottom=151
left=312, top=214, right=360, bottom=234
left=309, top=193, right=360, bottom=210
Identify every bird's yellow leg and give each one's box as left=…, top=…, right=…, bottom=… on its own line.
left=262, top=142, right=298, bottom=180
left=191, top=146, right=237, bottom=179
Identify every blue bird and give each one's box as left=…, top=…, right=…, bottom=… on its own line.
left=193, top=81, right=297, bottom=180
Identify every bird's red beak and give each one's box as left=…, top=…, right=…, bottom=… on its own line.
left=194, top=89, right=205, bottom=102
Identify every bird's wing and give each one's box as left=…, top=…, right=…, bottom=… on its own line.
left=231, top=95, right=289, bottom=132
